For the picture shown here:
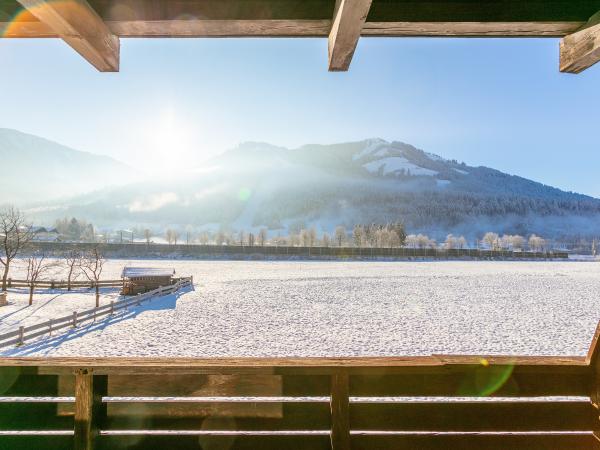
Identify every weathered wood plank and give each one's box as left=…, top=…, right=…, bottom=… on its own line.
left=74, top=369, right=94, bottom=450
left=330, top=371, right=350, bottom=450
left=15, top=0, right=119, bottom=71
left=73, top=369, right=106, bottom=450
left=362, top=21, right=585, bottom=36
left=1, top=355, right=589, bottom=371
left=560, top=13, right=600, bottom=73
left=328, top=0, right=373, bottom=71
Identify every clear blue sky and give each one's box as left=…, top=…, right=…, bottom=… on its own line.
left=1, top=37, right=599, bottom=196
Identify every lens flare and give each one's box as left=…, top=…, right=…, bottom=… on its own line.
left=238, top=188, right=252, bottom=202
left=1, top=1, right=88, bottom=38
left=457, top=364, right=515, bottom=397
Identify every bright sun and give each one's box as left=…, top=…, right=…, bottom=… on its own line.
left=143, top=108, right=194, bottom=175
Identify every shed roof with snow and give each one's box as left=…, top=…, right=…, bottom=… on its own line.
left=121, top=267, right=175, bottom=279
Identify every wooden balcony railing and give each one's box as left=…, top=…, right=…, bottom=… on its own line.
left=1, top=322, right=600, bottom=450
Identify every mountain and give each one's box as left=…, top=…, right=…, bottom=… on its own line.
left=14, top=137, right=600, bottom=240
left=0, top=128, right=134, bottom=203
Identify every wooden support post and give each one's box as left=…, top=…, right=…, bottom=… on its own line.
left=560, top=12, right=600, bottom=73
left=330, top=371, right=350, bottom=450
left=73, top=311, right=78, bottom=327
left=329, top=0, right=373, bottom=71
left=74, top=369, right=107, bottom=450
left=109, top=301, right=114, bottom=316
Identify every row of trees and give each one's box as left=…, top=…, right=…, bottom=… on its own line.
left=158, top=225, right=551, bottom=253
left=1, top=207, right=105, bottom=306
left=481, top=232, right=547, bottom=252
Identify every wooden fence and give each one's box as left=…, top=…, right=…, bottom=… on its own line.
left=0, top=277, right=192, bottom=348
left=5, top=279, right=123, bottom=289
left=1, top=328, right=600, bottom=450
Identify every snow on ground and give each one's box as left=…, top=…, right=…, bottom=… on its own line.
left=1, top=260, right=600, bottom=358
left=363, top=157, right=438, bottom=176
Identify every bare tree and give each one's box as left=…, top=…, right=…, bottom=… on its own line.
left=321, top=233, right=331, bottom=247
left=483, top=232, right=500, bottom=250
left=258, top=228, right=268, bottom=246
left=144, top=229, right=152, bottom=245
left=26, top=252, right=54, bottom=306
left=300, top=229, right=310, bottom=247
left=81, top=246, right=105, bottom=307
left=0, top=206, right=33, bottom=291
left=199, top=231, right=210, bottom=245
left=64, top=248, right=83, bottom=291
left=445, top=234, right=457, bottom=250
left=308, top=227, right=317, bottom=247
left=334, top=226, right=346, bottom=247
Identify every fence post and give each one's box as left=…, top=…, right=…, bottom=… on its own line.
left=110, top=301, right=114, bottom=316
left=51, top=280, right=55, bottom=289
left=8, top=278, right=11, bottom=288
left=74, top=368, right=107, bottom=450
left=158, top=285, right=163, bottom=296
left=49, top=319, right=53, bottom=336
left=17, top=326, right=24, bottom=346
left=73, top=311, right=78, bottom=328
left=330, top=370, right=350, bottom=450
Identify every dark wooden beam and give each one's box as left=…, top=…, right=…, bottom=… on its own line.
left=362, top=21, right=585, bottom=37
left=329, top=0, right=373, bottom=70
left=330, top=371, right=350, bottom=450
left=73, top=369, right=107, bottom=450
left=15, top=0, right=119, bottom=71
left=560, top=12, right=600, bottom=73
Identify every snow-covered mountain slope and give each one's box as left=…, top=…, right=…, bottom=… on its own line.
left=0, top=128, right=134, bottom=203
left=11, top=137, right=600, bottom=239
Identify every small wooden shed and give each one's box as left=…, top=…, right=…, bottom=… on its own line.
left=121, top=267, right=175, bottom=295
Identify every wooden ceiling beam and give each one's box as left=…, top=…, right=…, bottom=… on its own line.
left=328, top=0, right=373, bottom=71
left=15, top=0, right=119, bottom=72
left=1, top=19, right=589, bottom=39
left=560, top=12, right=600, bottom=73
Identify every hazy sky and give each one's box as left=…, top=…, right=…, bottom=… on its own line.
left=1, top=37, right=600, bottom=196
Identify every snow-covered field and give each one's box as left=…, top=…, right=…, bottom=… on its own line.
left=1, top=259, right=599, bottom=357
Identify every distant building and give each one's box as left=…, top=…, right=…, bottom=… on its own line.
left=32, top=226, right=60, bottom=242
left=121, top=267, right=176, bottom=295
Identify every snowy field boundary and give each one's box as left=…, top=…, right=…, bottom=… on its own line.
left=0, top=277, right=192, bottom=348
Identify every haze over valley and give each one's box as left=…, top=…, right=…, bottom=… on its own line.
left=2, top=128, right=599, bottom=241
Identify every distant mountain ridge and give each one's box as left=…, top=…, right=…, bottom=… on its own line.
left=0, top=128, right=133, bottom=203
left=5, top=133, right=600, bottom=239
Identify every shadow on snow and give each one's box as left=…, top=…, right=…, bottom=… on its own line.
left=1, top=285, right=194, bottom=356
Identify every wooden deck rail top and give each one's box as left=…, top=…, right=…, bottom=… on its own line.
left=0, top=354, right=591, bottom=370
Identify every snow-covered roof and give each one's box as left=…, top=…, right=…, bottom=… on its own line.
left=121, top=267, right=175, bottom=278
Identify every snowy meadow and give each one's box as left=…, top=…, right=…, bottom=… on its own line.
left=1, top=259, right=599, bottom=357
